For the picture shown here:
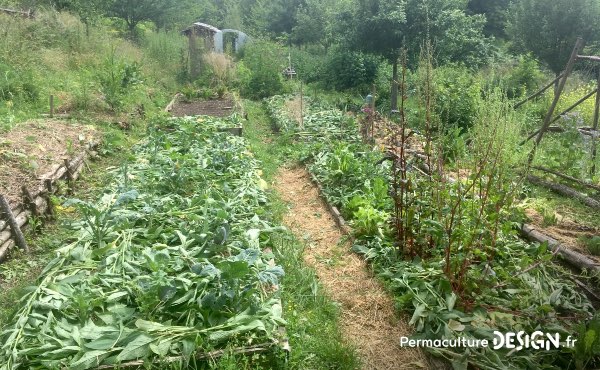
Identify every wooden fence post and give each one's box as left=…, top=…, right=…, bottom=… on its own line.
left=44, top=179, right=55, bottom=217
left=21, top=186, right=38, bottom=217
left=0, top=195, right=29, bottom=253
left=592, top=70, right=600, bottom=176
left=49, top=94, right=54, bottom=118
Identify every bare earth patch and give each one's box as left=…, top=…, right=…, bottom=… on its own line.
left=170, top=97, right=236, bottom=117
left=0, top=120, right=97, bottom=207
left=274, top=166, right=429, bottom=370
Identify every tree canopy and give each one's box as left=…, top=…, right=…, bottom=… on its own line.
left=508, top=0, right=600, bottom=75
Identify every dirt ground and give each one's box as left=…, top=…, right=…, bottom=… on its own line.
left=274, top=166, right=430, bottom=370
left=170, top=96, right=236, bottom=117
left=0, top=120, right=96, bottom=207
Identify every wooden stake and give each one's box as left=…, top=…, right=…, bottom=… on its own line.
left=44, top=179, right=55, bottom=217
left=592, top=70, right=600, bottom=175
left=300, top=82, right=304, bottom=129
left=49, top=95, right=54, bottom=118
left=521, top=88, right=598, bottom=144
left=529, top=38, right=585, bottom=165
left=0, top=195, right=28, bottom=253
left=21, top=186, right=38, bottom=216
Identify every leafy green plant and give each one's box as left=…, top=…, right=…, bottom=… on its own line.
left=0, top=115, right=286, bottom=369
left=238, top=41, right=284, bottom=100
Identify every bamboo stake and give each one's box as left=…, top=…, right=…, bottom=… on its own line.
left=0, top=195, right=28, bottom=253
left=528, top=38, right=585, bottom=165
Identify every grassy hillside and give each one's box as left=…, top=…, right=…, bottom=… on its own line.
left=0, top=8, right=187, bottom=130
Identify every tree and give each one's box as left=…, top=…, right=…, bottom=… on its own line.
left=467, top=0, right=510, bottom=38
left=108, top=0, right=180, bottom=36
left=403, top=0, right=490, bottom=67
left=343, top=0, right=406, bottom=110
left=507, top=0, right=600, bottom=76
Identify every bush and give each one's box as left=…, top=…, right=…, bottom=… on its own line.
left=433, top=65, right=481, bottom=131
left=289, top=47, right=327, bottom=84
left=0, top=64, right=40, bottom=102
left=322, top=48, right=380, bottom=91
left=237, top=40, right=284, bottom=100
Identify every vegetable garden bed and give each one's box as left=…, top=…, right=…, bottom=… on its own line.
left=0, top=114, right=287, bottom=369
left=265, top=94, right=600, bottom=369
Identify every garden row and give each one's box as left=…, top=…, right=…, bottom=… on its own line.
left=0, top=115, right=286, bottom=369
left=265, top=94, right=600, bottom=370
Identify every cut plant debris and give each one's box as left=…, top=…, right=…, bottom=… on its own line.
left=0, top=115, right=287, bottom=369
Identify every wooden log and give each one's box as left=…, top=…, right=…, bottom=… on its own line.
left=577, top=55, right=600, bottom=63
left=527, top=174, right=600, bottom=210
left=21, top=186, right=38, bottom=216
left=532, top=166, right=600, bottom=192
left=0, top=7, right=34, bottom=18
left=521, top=224, right=600, bottom=273
left=44, top=179, right=55, bottom=217
left=0, top=239, right=15, bottom=263
left=0, top=208, right=30, bottom=244
left=0, top=195, right=28, bottom=252
left=165, top=93, right=181, bottom=113
left=309, top=173, right=352, bottom=235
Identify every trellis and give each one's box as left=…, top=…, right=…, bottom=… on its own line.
left=520, top=38, right=600, bottom=176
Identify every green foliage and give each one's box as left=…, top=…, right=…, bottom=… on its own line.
left=582, top=236, right=600, bottom=257
left=508, top=0, right=600, bottom=75
left=96, top=51, right=143, bottom=111
left=322, top=48, right=380, bottom=91
left=238, top=41, right=284, bottom=100
left=433, top=65, right=481, bottom=131
left=264, top=87, right=600, bottom=369
left=467, top=0, right=511, bottom=38
left=0, top=64, right=40, bottom=102
left=506, top=55, right=545, bottom=98
left=0, top=115, right=286, bottom=369
left=403, top=0, right=491, bottom=67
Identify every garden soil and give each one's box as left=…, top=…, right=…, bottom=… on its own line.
left=274, top=166, right=431, bottom=370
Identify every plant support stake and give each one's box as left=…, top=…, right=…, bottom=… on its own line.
left=0, top=195, right=28, bottom=253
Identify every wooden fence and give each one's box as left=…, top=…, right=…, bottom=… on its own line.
left=0, top=142, right=98, bottom=262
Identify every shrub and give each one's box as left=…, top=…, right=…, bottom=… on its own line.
left=433, top=65, right=481, bottom=131
left=322, top=47, right=380, bottom=91
left=237, top=40, right=284, bottom=100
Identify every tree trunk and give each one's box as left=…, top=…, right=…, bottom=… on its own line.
left=391, top=60, right=398, bottom=112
